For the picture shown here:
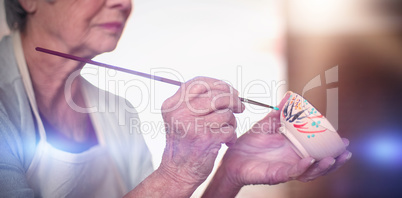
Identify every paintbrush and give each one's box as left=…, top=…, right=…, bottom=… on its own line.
left=35, top=47, right=279, bottom=110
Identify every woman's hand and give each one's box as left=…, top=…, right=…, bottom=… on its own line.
left=202, top=93, right=352, bottom=198
left=157, top=77, right=244, bottom=196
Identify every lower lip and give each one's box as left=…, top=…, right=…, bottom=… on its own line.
left=99, top=23, right=123, bottom=33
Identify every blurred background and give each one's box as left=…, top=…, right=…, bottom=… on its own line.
left=1, top=0, right=402, bottom=197
left=286, top=0, right=402, bottom=197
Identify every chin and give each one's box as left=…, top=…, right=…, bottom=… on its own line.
left=103, top=34, right=122, bottom=51
left=75, top=32, right=122, bottom=57
left=100, top=42, right=118, bottom=53
left=86, top=38, right=120, bottom=57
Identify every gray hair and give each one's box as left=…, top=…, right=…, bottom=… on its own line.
left=4, top=0, right=27, bottom=31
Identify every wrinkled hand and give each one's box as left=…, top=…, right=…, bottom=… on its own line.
left=204, top=93, right=352, bottom=197
left=159, top=77, right=245, bottom=189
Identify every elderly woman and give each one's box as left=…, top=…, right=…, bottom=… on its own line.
left=0, top=0, right=351, bottom=197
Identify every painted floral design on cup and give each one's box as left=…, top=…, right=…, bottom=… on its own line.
left=280, top=92, right=345, bottom=160
left=282, top=94, right=335, bottom=137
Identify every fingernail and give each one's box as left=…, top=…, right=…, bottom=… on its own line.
left=345, top=139, right=350, bottom=147
left=283, top=91, right=293, bottom=98
left=346, top=152, right=353, bottom=160
left=278, top=126, right=285, bottom=134
left=330, top=159, right=336, bottom=166
left=310, top=159, right=316, bottom=165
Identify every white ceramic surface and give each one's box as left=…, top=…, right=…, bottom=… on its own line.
left=280, top=92, right=346, bottom=160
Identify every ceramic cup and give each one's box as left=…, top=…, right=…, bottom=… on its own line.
left=280, top=92, right=346, bottom=160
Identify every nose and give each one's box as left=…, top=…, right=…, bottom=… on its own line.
left=107, top=0, right=132, bottom=14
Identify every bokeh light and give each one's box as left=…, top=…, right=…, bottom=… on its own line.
left=357, top=129, right=402, bottom=168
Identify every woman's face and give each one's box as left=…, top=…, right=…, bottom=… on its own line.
left=33, top=0, right=132, bottom=56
